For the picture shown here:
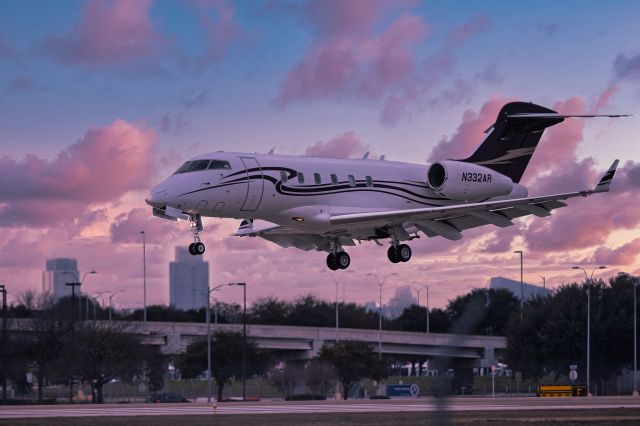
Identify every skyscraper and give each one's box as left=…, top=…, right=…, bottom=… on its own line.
left=169, top=247, right=209, bottom=310
left=43, top=258, right=79, bottom=300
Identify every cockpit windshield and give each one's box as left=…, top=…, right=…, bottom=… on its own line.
left=174, top=159, right=231, bottom=174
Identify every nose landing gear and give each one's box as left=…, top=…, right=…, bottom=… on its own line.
left=188, top=214, right=206, bottom=256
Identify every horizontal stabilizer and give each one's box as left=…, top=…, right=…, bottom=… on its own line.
left=508, top=113, right=633, bottom=119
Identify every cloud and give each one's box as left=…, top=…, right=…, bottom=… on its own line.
left=592, top=238, right=640, bottom=265
left=427, top=97, right=509, bottom=163
left=190, top=0, right=242, bottom=69
left=110, top=208, right=183, bottom=244
left=43, top=0, right=166, bottom=67
left=613, top=52, right=640, bottom=81
left=444, top=15, right=491, bottom=47
left=0, top=120, right=156, bottom=227
left=276, top=2, right=427, bottom=107
left=159, top=112, right=190, bottom=135
left=592, top=84, right=619, bottom=113
left=304, top=131, right=368, bottom=158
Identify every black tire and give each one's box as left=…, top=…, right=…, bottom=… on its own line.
left=326, top=253, right=339, bottom=271
left=336, top=251, right=350, bottom=270
left=188, top=243, right=196, bottom=255
left=194, top=242, right=206, bottom=255
left=387, top=246, right=400, bottom=263
left=397, top=244, right=412, bottom=262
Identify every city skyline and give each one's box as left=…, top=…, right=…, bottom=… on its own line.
left=0, top=1, right=639, bottom=308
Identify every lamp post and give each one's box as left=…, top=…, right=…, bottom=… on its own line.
left=108, top=290, right=125, bottom=321
left=411, top=285, right=430, bottom=333
left=230, top=282, right=247, bottom=400
left=0, top=284, right=6, bottom=404
left=367, top=273, right=397, bottom=358
left=572, top=265, right=606, bottom=397
left=205, top=283, right=232, bottom=403
left=91, top=291, right=107, bottom=320
left=513, top=250, right=523, bottom=319
left=141, top=231, right=147, bottom=329
left=328, top=272, right=351, bottom=341
left=63, top=270, right=96, bottom=320
left=81, top=272, right=98, bottom=320
left=539, top=275, right=546, bottom=290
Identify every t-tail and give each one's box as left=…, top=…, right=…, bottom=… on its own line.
left=458, top=102, right=630, bottom=183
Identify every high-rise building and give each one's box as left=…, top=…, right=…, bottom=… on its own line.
left=169, top=247, right=209, bottom=310
left=489, top=276, right=552, bottom=300
left=43, top=258, right=79, bottom=300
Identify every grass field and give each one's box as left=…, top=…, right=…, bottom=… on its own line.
left=3, top=409, right=640, bottom=426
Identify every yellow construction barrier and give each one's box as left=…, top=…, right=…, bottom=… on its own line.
left=537, top=385, right=587, bottom=397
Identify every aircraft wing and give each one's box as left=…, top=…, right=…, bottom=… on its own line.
left=233, top=220, right=355, bottom=251
left=329, top=160, right=620, bottom=240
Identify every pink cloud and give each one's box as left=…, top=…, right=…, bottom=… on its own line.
left=110, top=208, right=184, bottom=244
left=0, top=120, right=156, bottom=227
left=427, top=97, right=510, bottom=163
left=304, top=131, right=368, bottom=158
left=44, top=0, right=166, bottom=66
left=276, top=4, right=427, bottom=108
left=592, top=84, right=619, bottom=113
left=593, top=238, right=640, bottom=265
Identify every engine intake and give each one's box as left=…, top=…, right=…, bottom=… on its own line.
left=427, top=160, right=513, bottom=200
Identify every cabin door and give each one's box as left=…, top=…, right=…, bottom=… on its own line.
left=239, top=157, right=264, bottom=211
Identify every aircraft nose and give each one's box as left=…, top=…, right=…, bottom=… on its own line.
left=146, top=185, right=169, bottom=208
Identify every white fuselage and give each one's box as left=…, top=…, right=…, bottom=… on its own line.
left=148, top=151, right=526, bottom=239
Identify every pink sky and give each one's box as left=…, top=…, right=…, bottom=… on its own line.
left=1, top=0, right=639, bottom=309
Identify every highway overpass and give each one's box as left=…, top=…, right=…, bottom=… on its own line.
left=9, top=319, right=505, bottom=368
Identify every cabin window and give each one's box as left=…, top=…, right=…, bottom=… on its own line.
left=366, top=176, right=373, bottom=187
left=314, top=173, right=322, bottom=185
left=298, top=172, right=305, bottom=184
left=348, top=175, right=356, bottom=188
left=280, top=171, right=288, bottom=183
left=331, top=174, right=338, bottom=185
left=208, top=160, right=231, bottom=170
left=174, top=160, right=210, bottom=174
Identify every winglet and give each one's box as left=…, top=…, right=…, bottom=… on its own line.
left=593, top=159, right=619, bottom=193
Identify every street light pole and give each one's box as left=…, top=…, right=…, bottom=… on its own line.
left=81, top=271, right=97, bottom=321
left=572, top=265, right=606, bottom=397
left=425, top=286, right=430, bottom=334
left=514, top=250, right=523, bottom=320
left=141, top=231, right=147, bottom=328
left=231, top=283, right=247, bottom=400
left=108, top=290, right=125, bottom=321
left=205, top=284, right=231, bottom=403
left=367, top=273, right=397, bottom=358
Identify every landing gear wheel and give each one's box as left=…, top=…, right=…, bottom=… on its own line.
left=326, top=253, right=339, bottom=271
left=387, top=246, right=400, bottom=263
left=336, top=251, right=351, bottom=270
left=188, top=243, right=196, bottom=255
left=194, top=242, right=206, bottom=255
left=397, top=244, right=412, bottom=262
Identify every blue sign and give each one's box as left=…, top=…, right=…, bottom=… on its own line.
left=386, top=384, right=420, bottom=397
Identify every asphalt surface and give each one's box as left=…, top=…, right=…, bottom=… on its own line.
left=1, top=396, right=640, bottom=419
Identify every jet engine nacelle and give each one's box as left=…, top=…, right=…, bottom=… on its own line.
left=426, top=160, right=513, bottom=200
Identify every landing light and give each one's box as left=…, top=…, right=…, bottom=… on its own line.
left=292, top=217, right=304, bottom=222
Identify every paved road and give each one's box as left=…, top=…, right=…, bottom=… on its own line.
left=1, top=397, right=640, bottom=418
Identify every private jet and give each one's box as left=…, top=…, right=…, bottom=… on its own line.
left=146, top=102, right=624, bottom=270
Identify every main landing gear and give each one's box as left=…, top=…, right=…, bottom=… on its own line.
left=188, top=214, right=206, bottom=256
left=326, top=251, right=350, bottom=271
left=387, top=244, right=412, bottom=263
left=326, top=238, right=351, bottom=271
